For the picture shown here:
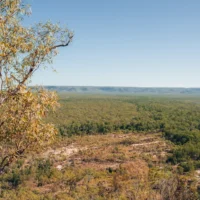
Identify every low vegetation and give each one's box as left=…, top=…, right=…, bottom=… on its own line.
left=1, top=93, right=200, bottom=199
left=0, top=132, right=198, bottom=199
left=48, top=94, right=200, bottom=172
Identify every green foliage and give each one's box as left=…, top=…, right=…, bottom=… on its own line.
left=35, top=159, right=54, bottom=186
left=6, top=170, right=22, bottom=187
left=1, top=94, right=200, bottom=199
left=46, top=94, right=200, bottom=173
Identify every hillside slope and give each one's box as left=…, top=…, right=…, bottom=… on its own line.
left=1, top=133, right=198, bottom=200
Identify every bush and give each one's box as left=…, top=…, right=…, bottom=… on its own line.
left=7, top=170, right=22, bottom=188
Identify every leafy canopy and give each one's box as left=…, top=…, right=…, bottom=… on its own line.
left=0, top=0, right=73, bottom=172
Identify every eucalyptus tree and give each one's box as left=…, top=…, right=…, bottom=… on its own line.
left=0, top=0, right=73, bottom=172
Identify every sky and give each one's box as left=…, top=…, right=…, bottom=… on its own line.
left=26, top=0, right=200, bottom=87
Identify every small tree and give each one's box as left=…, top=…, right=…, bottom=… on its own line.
left=0, top=0, right=73, bottom=173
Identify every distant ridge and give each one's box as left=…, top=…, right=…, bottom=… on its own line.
left=37, top=86, right=200, bottom=95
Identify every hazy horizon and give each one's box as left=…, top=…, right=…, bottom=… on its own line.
left=30, top=85, right=200, bottom=89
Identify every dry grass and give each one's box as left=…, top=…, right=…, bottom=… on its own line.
left=5, top=133, right=197, bottom=200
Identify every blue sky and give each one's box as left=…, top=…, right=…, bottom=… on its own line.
left=27, top=0, right=200, bottom=87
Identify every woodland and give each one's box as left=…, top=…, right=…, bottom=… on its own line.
left=1, top=1, right=200, bottom=199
